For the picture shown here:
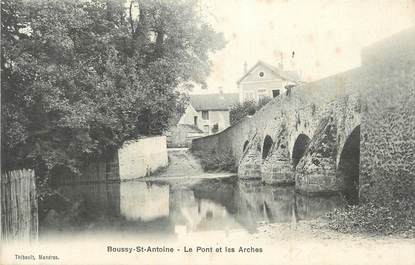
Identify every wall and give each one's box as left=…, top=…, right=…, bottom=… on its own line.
left=52, top=136, right=168, bottom=184
left=193, top=27, right=415, bottom=201
left=165, top=125, right=205, bottom=148
left=358, top=27, right=415, bottom=203
left=118, top=136, right=168, bottom=180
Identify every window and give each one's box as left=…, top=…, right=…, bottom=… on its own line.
left=257, top=89, right=267, bottom=100
left=244, top=91, right=255, bottom=101
left=258, top=94, right=267, bottom=101
left=272, top=89, right=280, bottom=98
left=201, top=111, right=209, bottom=120
left=194, top=116, right=198, bottom=126
left=203, top=125, right=209, bottom=133
left=259, top=71, right=264, bottom=77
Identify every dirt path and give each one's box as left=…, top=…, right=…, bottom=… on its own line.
left=143, top=148, right=234, bottom=182
left=163, top=148, right=204, bottom=176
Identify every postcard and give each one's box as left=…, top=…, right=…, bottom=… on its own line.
left=1, top=0, right=414, bottom=264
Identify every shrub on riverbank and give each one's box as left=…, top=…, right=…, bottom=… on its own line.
left=325, top=199, right=415, bottom=237
left=192, top=150, right=237, bottom=173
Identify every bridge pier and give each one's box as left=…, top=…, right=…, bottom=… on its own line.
left=262, top=125, right=294, bottom=185
left=294, top=116, right=341, bottom=194
left=262, top=161, right=294, bottom=185
left=239, top=135, right=262, bottom=179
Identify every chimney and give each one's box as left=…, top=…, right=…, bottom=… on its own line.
left=218, top=86, right=224, bottom=99
left=243, top=61, right=248, bottom=74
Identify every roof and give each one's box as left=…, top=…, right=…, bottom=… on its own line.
left=189, top=93, right=239, bottom=111
left=237, top=60, right=301, bottom=84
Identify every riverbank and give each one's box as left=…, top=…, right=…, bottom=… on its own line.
left=138, top=148, right=236, bottom=182
left=256, top=218, right=415, bottom=242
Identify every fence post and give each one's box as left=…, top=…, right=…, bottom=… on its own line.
left=1, top=169, right=38, bottom=242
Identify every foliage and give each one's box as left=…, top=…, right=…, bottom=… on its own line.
left=325, top=199, right=415, bottom=237
left=192, top=149, right=237, bottom=173
left=1, top=0, right=224, bottom=182
left=229, top=97, right=272, bottom=125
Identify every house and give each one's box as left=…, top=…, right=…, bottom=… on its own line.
left=165, top=91, right=238, bottom=147
left=237, top=60, right=301, bottom=103
left=181, top=91, right=239, bottom=135
left=165, top=108, right=205, bottom=148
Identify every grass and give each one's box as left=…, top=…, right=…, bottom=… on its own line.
left=325, top=199, right=415, bottom=237
left=192, top=149, right=237, bottom=173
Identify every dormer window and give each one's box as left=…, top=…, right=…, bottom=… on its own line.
left=259, top=72, right=264, bottom=77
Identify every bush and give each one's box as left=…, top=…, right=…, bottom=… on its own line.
left=229, top=97, right=272, bottom=125
left=325, top=199, right=415, bottom=236
left=192, top=149, right=237, bottom=173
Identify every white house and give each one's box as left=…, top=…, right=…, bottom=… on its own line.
left=237, top=60, right=300, bottom=103
left=178, top=91, right=238, bottom=135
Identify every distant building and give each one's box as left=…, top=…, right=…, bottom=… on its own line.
left=237, top=60, right=301, bottom=103
left=182, top=91, right=239, bottom=135
left=166, top=91, right=238, bottom=147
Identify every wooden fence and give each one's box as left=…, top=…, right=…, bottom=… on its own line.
left=1, top=169, right=38, bottom=241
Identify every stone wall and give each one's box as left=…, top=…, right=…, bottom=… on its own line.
left=53, top=136, right=168, bottom=184
left=358, top=27, right=415, bottom=203
left=192, top=27, right=415, bottom=202
left=166, top=125, right=205, bottom=148
left=118, top=136, right=168, bottom=180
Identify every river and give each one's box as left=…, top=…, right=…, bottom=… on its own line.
left=40, top=156, right=344, bottom=240
left=33, top=149, right=415, bottom=265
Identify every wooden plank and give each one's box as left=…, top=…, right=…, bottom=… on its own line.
left=1, top=169, right=38, bottom=242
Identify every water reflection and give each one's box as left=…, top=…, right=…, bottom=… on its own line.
left=120, top=182, right=169, bottom=221
left=41, top=177, right=344, bottom=237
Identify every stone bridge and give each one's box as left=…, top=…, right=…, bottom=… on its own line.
left=192, top=27, right=415, bottom=204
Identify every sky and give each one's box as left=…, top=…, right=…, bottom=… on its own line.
left=192, top=0, right=415, bottom=94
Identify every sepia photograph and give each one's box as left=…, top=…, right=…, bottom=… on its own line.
left=1, top=0, right=414, bottom=264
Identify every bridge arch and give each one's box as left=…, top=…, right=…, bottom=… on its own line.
left=337, top=125, right=360, bottom=204
left=292, top=134, right=311, bottom=168
left=243, top=140, right=249, bottom=152
left=262, top=135, right=273, bottom=160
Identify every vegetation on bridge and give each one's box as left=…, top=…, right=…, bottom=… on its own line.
left=229, top=97, right=272, bottom=125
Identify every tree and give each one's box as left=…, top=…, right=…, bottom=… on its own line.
left=1, top=0, right=224, bottom=180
